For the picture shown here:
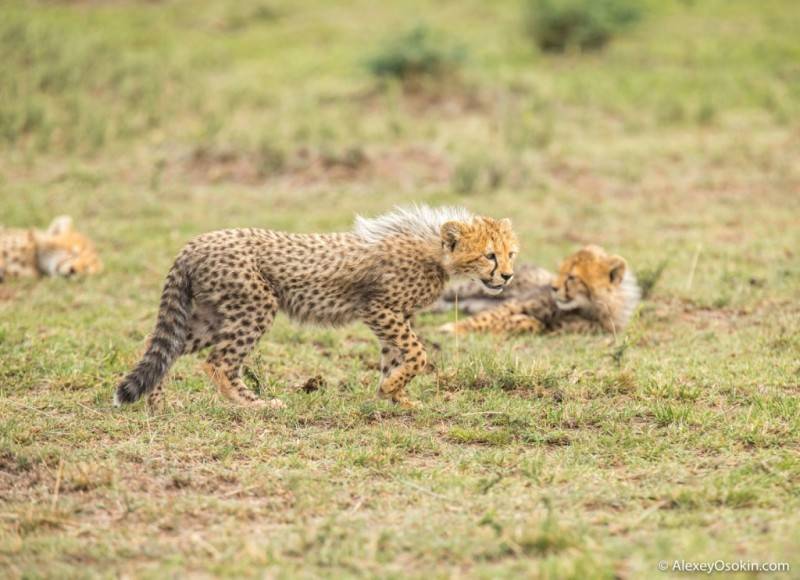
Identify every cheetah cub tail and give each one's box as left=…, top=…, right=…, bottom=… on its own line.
left=114, top=263, right=192, bottom=406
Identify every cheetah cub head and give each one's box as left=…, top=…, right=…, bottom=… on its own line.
left=34, top=216, right=103, bottom=278
left=441, top=216, right=519, bottom=296
left=551, top=245, right=628, bottom=312
left=549, top=245, right=640, bottom=334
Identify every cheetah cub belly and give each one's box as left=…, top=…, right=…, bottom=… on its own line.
left=115, top=205, right=519, bottom=410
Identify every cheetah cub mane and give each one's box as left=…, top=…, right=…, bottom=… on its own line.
left=354, top=204, right=474, bottom=245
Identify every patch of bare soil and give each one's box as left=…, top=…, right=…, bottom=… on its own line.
left=173, top=145, right=451, bottom=190
left=324, top=81, right=489, bottom=117
left=49, top=0, right=161, bottom=3
left=179, top=147, right=267, bottom=185
left=0, top=450, right=34, bottom=477
left=650, top=297, right=751, bottom=332
left=545, top=159, right=628, bottom=200
left=0, top=457, right=47, bottom=503
left=393, top=86, right=487, bottom=117
left=545, top=147, right=800, bottom=205
left=279, top=146, right=451, bottom=190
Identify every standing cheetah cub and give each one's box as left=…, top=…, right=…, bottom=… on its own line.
left=115, top=206, right=518, bottom=410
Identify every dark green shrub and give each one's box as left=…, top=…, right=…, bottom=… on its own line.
left=367, top=26, right=465, bottom=83
left=525, top=0, right=641, bottom=53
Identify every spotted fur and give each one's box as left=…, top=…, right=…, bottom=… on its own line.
left=437, top=245, right=640, bottom=336
left=0, top=216, right=102, bottom=282
left=114, top=205, right=519, bottom=410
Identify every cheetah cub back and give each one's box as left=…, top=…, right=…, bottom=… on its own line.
left=115, top=205, right=519, bottom=410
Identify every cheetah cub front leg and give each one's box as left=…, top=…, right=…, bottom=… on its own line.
left=366, top=309, right=427, bottom=409
left=440, top=301, right=544, bottom=335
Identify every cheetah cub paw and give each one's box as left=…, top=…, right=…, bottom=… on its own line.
left=438, top=322, right=457, bottom=334
left=266, top=398, right=286, bottom=410
left=252, top=398, right=286, bottom=410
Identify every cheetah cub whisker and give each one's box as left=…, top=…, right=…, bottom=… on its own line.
left=114, top=205, right=519, bottom=410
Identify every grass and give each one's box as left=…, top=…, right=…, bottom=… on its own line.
left=1, top=0, right=799, bottom=577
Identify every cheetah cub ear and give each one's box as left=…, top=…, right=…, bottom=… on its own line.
left=46, top=215, right=74, bottom=236
left=607, top=255, right=627, bottom=286
left=441, top=221, right=469, bottom=252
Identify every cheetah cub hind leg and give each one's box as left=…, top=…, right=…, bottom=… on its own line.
left=202, top=362, right=284, bottom=409
left=199, top=288, right=285, bottom=409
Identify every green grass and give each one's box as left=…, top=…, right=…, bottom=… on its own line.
left=1, top=0, right=799, bottom=577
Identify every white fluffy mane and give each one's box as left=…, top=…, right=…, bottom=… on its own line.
left=354, top=205, right=473, bottom=244
left=615, top=269, right=642, bottom=330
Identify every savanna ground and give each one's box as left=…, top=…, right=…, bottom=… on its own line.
left=1, top=0, right=799, bottom=577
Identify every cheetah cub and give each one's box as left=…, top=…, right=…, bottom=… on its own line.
left=115, top=205, right=518, bottom=410
left=0, top=216, right=102, bottom=282
left=435, top=245, right=640, bottom=336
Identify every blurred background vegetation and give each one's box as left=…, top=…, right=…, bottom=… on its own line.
left=1, top=0, right=797, bottom=159
left=2, top=0, right=798, bottom=303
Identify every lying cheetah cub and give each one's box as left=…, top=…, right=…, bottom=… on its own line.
left=115, top=206, right=518, bottom=410
left=435, top=245, right=640, bottom=336
left=0, top=216, right=102, bottom=282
